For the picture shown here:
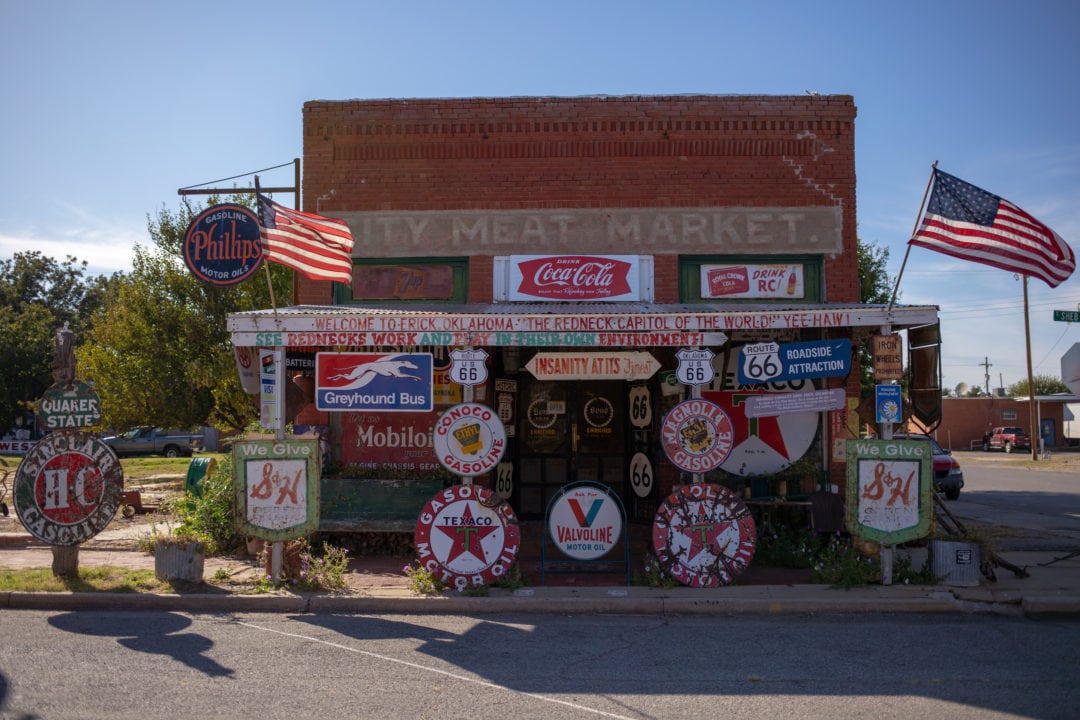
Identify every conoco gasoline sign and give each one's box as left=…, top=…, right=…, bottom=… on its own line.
left=414, top=484, right=520, bottom=590
left=433, top=402, right=507, bottom=476
left=652, top=483, right=756, bottom=587
left=14, top=430, right=123, bottom=545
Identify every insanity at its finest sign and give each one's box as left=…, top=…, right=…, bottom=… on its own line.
left=14, top=430, right=123, bottom=545
left=233, top=438, right=320, bottom=541
left=652, top=483, right=756, bottom=588
left=432, top=403, right=507, bottom=477
left=414, top=484, right=520, bottom=591
left=183, top=204, right=263, bottom=286
left=660, top=398, right=734, bottom=473
left=547, top=483, right=624, bottom=560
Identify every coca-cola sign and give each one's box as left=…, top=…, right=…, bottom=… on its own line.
left=510, top=255, right=640, bottom=301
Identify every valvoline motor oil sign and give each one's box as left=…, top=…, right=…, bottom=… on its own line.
left=315, top=352, right=433, bottom=412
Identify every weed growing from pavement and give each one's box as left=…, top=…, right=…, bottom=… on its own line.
left=402, top=561, right=446, bottom=595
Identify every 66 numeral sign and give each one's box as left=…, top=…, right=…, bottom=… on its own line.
left=629, top=452, right=654, bottom=498
left=740, top=342, right=781, bottom=383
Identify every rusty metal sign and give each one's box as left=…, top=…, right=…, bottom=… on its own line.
left=414, top=484, right=520, bottom=591
left=233, top=437, right=321, bottom=541
left=872, top=333, right=903, bottom=382
left=660, top=398, right=734, bottom=473
left=652, top=483, right=756, bottom=587
left=14, top=430, right=123, bottom=546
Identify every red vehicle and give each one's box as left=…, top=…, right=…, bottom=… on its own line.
left=892, top=433, right=965, bottom=500
left=982, top=426, right=1031, bottom=454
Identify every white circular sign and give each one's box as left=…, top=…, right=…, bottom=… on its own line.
left=629, top=452, right=654, bottom=498
left=432, top=403, right=507, bottom=477
left=547, top=483, right=624, bottom=560
left=628, top=384, right=652, bottom=428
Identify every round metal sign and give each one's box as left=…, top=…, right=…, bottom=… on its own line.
left=629, top=451, right=654, bottom=498
left=37, top=380, right=101, bottom=431
left=660, top=398, right=735, bottom=473
left=182, top=203, right=264, bottom=286
left=547, top=483, right=623, bottom=560
left=652, top=483, right=756, bottom=588
left=14, top=430, right=123, bottom=546
left=414, top=484, right=521, bottom=591
left=432, top=402, right=507, bottom=477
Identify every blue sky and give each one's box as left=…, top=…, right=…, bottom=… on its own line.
left=2, top=0, right=1078, bottom=393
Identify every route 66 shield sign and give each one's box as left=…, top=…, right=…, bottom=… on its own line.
left=738, top=342, right=782, bottom=384
left=449, top=348, right=489, bottom=386
left=675, top=348, right=714, bottom=386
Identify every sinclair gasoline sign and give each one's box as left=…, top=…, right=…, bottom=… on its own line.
left=14, top=430, right=123, bottom=545
left=182, top=204, right=263, bottom=286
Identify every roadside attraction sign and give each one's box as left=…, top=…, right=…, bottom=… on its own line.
left=414, top=483, right=520, bottom=591
left=737, top=338, right=851, bottom=385
left=652, top=483, right=757, bottom=587
left=14, top=430, right=123, bottom=545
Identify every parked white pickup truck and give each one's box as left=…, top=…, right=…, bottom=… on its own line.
left=101, top=427, right=203, bottom=458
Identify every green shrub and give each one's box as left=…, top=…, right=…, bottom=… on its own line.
left=177, top=454, right=245, bottom=555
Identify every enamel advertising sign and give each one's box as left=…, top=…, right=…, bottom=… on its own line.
left=700, top=263, right=804, bottom=299
left=660, top=398, right=735, bottom=473
left=182, top=204, right=263, bottom=286
left=845, top=439, right=932, bottom=544
left=232, top=438, right=320, bottom=541
left=652, top=483, right=756, bottom=587
left=316, top=352, right=433, bottom=412
left=432, top=402, right=507, bottom=477
left=547, top=482, right=624, bottom=560
left=737, top=339, right=851, bottom=385
left=414, top=483, right=520, bottom=591
left=14, top=430, right=123, bottom=545
left=508, top=255, right=641, bottom=301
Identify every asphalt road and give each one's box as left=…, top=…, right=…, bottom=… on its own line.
left=945, top=452, right=1080, bottom=551
left=0, top=610, right=1078, bottom=719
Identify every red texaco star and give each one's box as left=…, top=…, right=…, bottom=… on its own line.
left=434, top=503, right=499, bottom=565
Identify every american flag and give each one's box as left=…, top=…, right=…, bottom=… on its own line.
left=910, top=168, right=1075, bottom=288
left=257, top=194, right=355, bottom=284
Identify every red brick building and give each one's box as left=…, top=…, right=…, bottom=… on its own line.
left=228, top=95, right=939, bottom=548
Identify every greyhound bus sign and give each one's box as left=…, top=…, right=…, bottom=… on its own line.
left=315, top=352, right=434, bottom=412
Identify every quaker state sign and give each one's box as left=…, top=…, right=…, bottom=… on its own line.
left=14, top=430, right=123, bottom=545
left=414, top=484, right=520, bottom=591
left=660, top=398, right=734, bottom=473
left=652, top=483, right=756, bottom=588
left=433, top=402, right=507, bottom=477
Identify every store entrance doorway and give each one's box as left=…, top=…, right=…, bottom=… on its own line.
left=516, top=378, right=627, bottom=520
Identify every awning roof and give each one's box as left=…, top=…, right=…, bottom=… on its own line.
left=227, top=302, right=939, bottom=348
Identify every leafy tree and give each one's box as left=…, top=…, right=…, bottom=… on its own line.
left=0, top=252, right=117, bottom=431
left=77, top=196, right=291, bottom=432
left=1007, top=374, right=1069, bottom=397
left=856, top=238, right=896, bottom=398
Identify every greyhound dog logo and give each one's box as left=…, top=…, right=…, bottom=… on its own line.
left=327, top=358, right=422, bottom=390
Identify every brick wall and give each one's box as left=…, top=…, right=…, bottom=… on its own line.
left=300, top=95, right=858, bottom=305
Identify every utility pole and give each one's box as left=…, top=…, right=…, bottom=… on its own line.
left=980, top=356, right=992, bottom=396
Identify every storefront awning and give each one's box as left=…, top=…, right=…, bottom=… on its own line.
left=227, top=302, right=939, bottom=349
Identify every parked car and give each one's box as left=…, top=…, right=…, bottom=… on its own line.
left=982, top=426, right=1031, bottom=454
left=101, top=427, right=203, bottom=458
left=891, top=433, right=964, bottom=500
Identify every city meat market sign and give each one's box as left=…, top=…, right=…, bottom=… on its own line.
left=182, top=204, right=263, bottom=286
left=14, top=430, right=123, bottom=545
left=414, top=483, right=520, bottom=591
left=525, top=352, right=661, bottom=381
left=652, top=483, right=756, bottom=588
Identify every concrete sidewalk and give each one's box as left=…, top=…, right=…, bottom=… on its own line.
left=2, top=518, right=1078, bottom=617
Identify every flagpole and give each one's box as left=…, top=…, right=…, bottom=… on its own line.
left=254, top=175, right=279, bottom=315
left=1023, top=275, right=1039, bottom=460
left=887, top=161, right=937, bottom=313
